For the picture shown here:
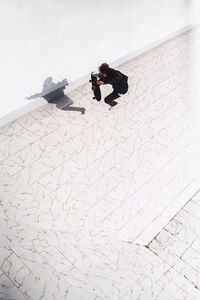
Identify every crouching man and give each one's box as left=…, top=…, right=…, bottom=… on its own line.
left=92, top=63, right=128, bottom=109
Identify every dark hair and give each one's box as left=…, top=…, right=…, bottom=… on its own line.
left=99, top=63, right=109, bottom=74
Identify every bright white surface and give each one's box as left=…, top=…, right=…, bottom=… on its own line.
left=1, top=28, right=200, bottom=299
left=0, top=0, right=195, bottom=118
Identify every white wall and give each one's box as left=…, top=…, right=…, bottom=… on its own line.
left=0, top=0, right=197, bottom=120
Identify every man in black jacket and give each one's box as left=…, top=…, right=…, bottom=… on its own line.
left=92, top=63, right=128, bottom=109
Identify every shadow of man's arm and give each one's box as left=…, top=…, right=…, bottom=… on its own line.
left=26, top=93, right=42, bottom=100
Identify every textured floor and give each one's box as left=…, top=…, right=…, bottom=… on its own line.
left=1, top=27, right=200, bottom=299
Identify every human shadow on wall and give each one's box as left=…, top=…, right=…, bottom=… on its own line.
left=26, top=77, right=85, bottom=114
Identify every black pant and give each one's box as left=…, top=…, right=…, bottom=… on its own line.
left=104, top=91, right=120, bottom=106
left=95, top=81, right=128, bottom=106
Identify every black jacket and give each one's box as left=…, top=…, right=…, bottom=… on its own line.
left=101, top=68, right=128, bottom=92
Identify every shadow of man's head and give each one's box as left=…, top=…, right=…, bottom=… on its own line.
left=42, top=77, right=56, bottom=92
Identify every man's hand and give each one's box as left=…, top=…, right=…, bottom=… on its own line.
left=96, top=80, right=104, bottom=86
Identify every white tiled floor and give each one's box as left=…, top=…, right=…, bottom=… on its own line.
left=1, top=27, right=200, bottom=299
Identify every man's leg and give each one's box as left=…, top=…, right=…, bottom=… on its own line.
left=104, top=91, right=120, bottom=106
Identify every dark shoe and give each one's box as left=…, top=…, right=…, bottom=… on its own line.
left=109, top=101, right=118, bottom=110
left=110, top=101, right=118, bottom=107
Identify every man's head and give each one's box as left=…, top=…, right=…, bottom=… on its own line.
left=99, top=63, right=109, bottom=77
